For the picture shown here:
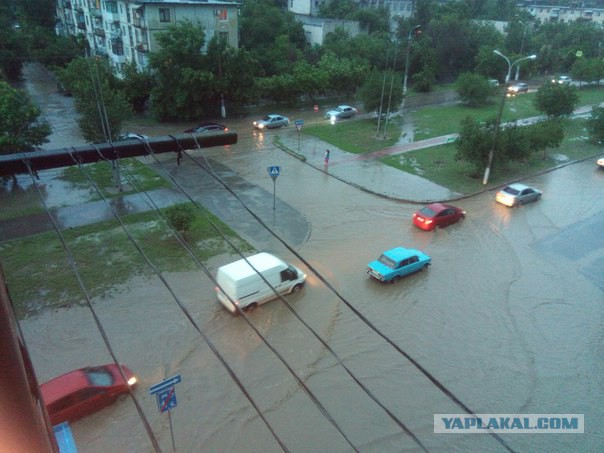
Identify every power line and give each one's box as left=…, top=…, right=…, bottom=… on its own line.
left=21, top=156, right=162, bottom=453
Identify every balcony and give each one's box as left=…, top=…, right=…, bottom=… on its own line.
left=76, top=22, right=86, bottom=30
left=133, top=17, right=146, bottom=28
left=136, top=42, right=148, bottom=53
left=94, top=28, right=105, bottom=38
left=89, top=7, right=101, bottom=17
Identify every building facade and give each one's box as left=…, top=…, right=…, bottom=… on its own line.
left=524, top=4, right=604, bottom=24
left=55, top=0, right=241, bottom=72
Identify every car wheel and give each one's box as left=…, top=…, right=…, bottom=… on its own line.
left=291, top=284, right=303, bottom=293
left=422, top=264, right=430, bottom=271
left=244, top=302, right=258, bottom=312
left=390, top=276, right=400, bottom=284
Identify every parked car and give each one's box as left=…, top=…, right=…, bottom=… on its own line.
left=40, top=364, right=137, bottom=425
left=253, top=114, right=289, bottom=130
left=117, top=132, right=149, bottom=141
left=366, top=247, right=431, bottom=283
left=597, top=157, right=604, bottom=168
left=495, top=183, right=542, bottom=207
left=184, top=122, right=228, bottom=134
left=325, top=105, right=358, bottom=120
left=412, top=203, right=466, bottom=231
left=552, top=75, right=572, bottom=85
left=507, top=82, right=529, bottom=96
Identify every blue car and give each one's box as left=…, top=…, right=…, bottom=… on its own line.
left=366, top=247, right=431, bottom=283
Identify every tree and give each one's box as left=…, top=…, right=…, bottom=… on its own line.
left=148, top=21, right=215, bottom=121
left=456, top=73, right=494, bottom=107
left=455, top=116, right=492, bottom=175
left=585, top=107, right=604, bottom=144
left=526, top=118, right=564, bottom=159
left=533, top=82, right=579, bottom=118
left=0, top=81, right=51, bottom=155
left=165, top=204, right=195, bottom=238
left=357, top=70, right=402, bottom=115
left=317, top=52, right=369, bottom=97
left=58, top=57, right=131, bottom=142
left=120, top=62, right=153, bottom=113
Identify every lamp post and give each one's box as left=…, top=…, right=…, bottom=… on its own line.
left=515, top=21, right=527, bottom=81
left=482, top=51, right=537, bottom=185
left=402, top=24, right=421, bottom=106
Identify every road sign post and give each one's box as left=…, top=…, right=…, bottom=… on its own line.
left=149, top=375, right=181, bottom=452
left=267, top=165, right=280, bottom=210
left=294, top=119, right=304, bottom=154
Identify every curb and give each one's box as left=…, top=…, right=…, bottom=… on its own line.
left=273, top=135, right=603, bottom=205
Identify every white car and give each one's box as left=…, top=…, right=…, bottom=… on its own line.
left=325, top=105, right=357, bottom=120
left=552, top=75, right=572, bottom=85
left=597, top=157, right=604, bottom=168
left=495, top=183, right=542, bottom=207
left=253, top=114, right=289, bottom=129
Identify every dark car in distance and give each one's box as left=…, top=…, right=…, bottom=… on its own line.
left=184, top=122, right=229, bottom=133
left=412, top=203, right=466, bottom=231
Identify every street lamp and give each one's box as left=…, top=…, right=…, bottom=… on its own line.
left=515, top=21, right=528, bottom=81
left=482, top=50, right=537, bottom=185
left=402, top=24, right=421, bottom=102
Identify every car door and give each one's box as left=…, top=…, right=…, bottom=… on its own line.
left=436, top=209, right=453, bottom=227
left=520, top=188, right=535, bottom=204
left=406, top=255, right=421, bottom=273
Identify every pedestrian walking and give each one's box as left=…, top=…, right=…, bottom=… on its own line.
left=324, top=149, right=330, bottom=167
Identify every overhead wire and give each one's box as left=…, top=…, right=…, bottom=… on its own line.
left=74, top=145, right=357, bottom=451
left=20, top=155, right=162, bottom=453
left=153, top=135, right=430, bottom=451
left=176, top=136, right=517, bottom=453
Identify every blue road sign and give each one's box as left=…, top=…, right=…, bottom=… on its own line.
left=149, top=374, right=182, bottom=395
left=157, top=387, right=178, bottom=413
left=267, top=166, right=280, bottom=181
left=294, top=119, right=304, bottom=131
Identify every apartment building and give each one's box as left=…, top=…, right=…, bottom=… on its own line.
left=524, top=4, right=604, bottom=24
left=55, top=0, right=240, bottom=71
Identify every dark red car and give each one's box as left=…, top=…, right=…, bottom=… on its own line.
left=40, top=364, right=137, bottom=425
left=412, top=203, right=466, bottom=231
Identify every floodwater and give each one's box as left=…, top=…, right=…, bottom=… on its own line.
left=13, top=64, right=604, bottom=452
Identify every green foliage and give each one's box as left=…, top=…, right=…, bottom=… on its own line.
left=319, top=0, right=358, bottom=18
left=533, top=82, right=579, bottom=118
left=149, top=21, right=216, bottom=121
left=456, top=73, right=494, bottom=107
left=0, top=27, right=25, bottom=82
left=120, top=62, right=153, bottom=113
left=571, top=57, right=604, bottom=84
left=455, top=116, right=492, bottom=174
left=0, top=81, right=51, bottom=155
left=165, top=203, right=195, bottom=235
left=59, top=57, right=132, bottom=142
left=358, top=70, right=402, bottom=114
left=526, top=118, right=564, bottom=159
left=26, top=26, right=84, bottom=69
left=353, top=7, right=390, bottom=35
left=318, top=52, right=369, bottom=97
left=585, top=107, right=604, bottom=144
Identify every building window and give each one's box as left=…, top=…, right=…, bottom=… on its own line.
left=159, top=8, right=170, bottom=22
left=214, top=9, right=227, bottom=20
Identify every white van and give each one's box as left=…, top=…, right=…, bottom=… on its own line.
left=215, top=252, right=306, bottom=314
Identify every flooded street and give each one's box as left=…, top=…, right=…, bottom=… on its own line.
left=10, top=64, right=604, bottom=452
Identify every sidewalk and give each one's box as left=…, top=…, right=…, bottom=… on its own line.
left=277, top=129, right=460, bottom=202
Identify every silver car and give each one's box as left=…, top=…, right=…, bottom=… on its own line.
left=253, top=114, right=289, bottom=129
left=495, top=183, right=542, bottom=207
left=325, top=105, right=357, bottom=120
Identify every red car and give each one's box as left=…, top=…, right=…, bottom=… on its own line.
left=412, top=203, right=465, bottom=231
left=40, top=364, right=137, bottom=425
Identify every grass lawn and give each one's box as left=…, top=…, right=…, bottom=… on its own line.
left=381, top=118, right=601, bottom=194
left=412, top=85, right=604, bottom=141
left=62, top=157, right=172, bottom=199
left=0, top=203, right=253, bottom=318
left=302, top=117, right=402, bottom=154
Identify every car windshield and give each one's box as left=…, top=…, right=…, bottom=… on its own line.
left=85, top=368, right=114, bottom=386
left=377, top=255, right=397, bottom=269
left=419, top=207, right=436, bottom=217
left=503, top=186, right=520, bottom=195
